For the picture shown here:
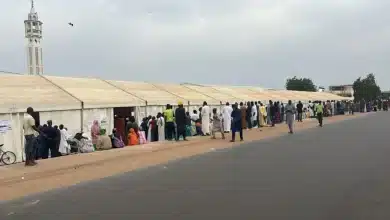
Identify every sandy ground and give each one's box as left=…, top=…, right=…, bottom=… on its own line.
left=0, top=114, right=363, bottom=201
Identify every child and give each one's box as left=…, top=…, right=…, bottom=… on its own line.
left=211, top=108, right=225, bottom=139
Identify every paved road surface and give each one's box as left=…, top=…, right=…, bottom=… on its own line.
left=1, top=112, right=390, bottom=219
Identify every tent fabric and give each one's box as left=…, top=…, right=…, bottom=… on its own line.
left=0, top=74, right=81, bottom=113
left=211, top=86, right=257, bottom=101
left=108, top=80, right=181, bottom=106
left=0, top=73, right=349, bottom=113
left=152, top=83, right=219, bottom=105
left=182, top=84, right=236, bottom=104
left=44, top=76, right=145, bottom=108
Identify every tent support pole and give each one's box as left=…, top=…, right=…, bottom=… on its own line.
left=80, top=102, right=84, bottom=133
left=145, top=101, right=148, bottom=118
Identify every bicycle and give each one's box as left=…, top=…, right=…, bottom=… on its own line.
left=0, top=144, right=16, bottom=165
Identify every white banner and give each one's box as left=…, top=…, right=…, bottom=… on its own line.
left=0, top=120, right=11, bottom=134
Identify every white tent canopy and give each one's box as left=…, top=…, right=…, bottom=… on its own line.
left=152, top=83, right=220, bottom=106
left=0, top=74, right=81, bottom=113
left=44, top=76, right=145, bottom=109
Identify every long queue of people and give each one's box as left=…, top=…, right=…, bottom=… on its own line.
left=20, top=100, right=325, bottom=166
left=22, top=99, right=385, bottom=166
left=124, top=100, right=310, bottom=144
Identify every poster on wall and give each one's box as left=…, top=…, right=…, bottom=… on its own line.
left=0, top=120, right=11, bottom=134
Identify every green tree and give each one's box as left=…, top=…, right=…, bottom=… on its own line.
left=353, top=73, right=381, bottom=101
left=285, top=76, right=317, bottom=91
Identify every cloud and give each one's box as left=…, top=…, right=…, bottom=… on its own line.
left=0, top=0, right=389, bottom=89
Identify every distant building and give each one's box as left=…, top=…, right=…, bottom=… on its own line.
left=381, top=91, right=390, bottom=99
left=318, top=86, right=325, bottom=92
left=328, top=85, right=354, bottom=97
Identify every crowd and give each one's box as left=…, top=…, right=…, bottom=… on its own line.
left=22, top=99, right=388, bottom=166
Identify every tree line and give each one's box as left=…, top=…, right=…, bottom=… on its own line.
left=284, top=74, right=382, bottom=101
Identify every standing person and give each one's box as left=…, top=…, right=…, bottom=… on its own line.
left=326, top=101, right=332, bottom=116
left=148, top=117, right=158, bottom=142
left=90, top=120, right=100, bottom=151
left=211, top=108, right=225, bottom=139
left=140, top=118, right=148, bottom=139
left=126, top=116, right=139, bottom=137
left=315, top=102, right=324, bottom=127
left=296, top=101, right=303, bottom=122
left=276, top=102, right=281, bottom=123
left=280, top=103, right=285, bottom=123
left=191, top=110, right=202, bottom=136
left=251, top=101, right=258, bottom=128
left=222, top=102, right=233, bottom=133
left=230, top=104, right=243, bottom=142
left=185, top=112, right=192, bottom=137
left=23, top=107, right=41, bottom=166
left=246, top=102, right=252, bottom=129
left=58, top=124, right=70, bottom=155
left=285, top=100, right=296, bottom=134
left=201, top=101, right=211, bottom=135
left=350, top=101, right=355, bottom=115
left=256, top=101, right=261, bottom=127
left=240, top=102, right=247, bottom=129
left=268, top=100, right=273, bottom=125
left=53, top=125, right=61, bottom=156
left=175, top=101, right=188, bottom=141
left=42, top=120, right=60, bottom=158
left=156, top=113, right=165, bottom=142
left=259, top=103, right=267, bottom=127
left=163, top=104, right=175, bottom=140
left=308, top=101, right=314, bottom=118
left=270, top=101, right=277, bottom=127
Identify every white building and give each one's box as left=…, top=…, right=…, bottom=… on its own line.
left=24, top=0, right=43, bottom=75
left=329, top=85, right=354, bottom=98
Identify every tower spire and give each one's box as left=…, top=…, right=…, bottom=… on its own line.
left=25, top=0, right=43, bottom=75
left=30, top=0, right=35, bottom=13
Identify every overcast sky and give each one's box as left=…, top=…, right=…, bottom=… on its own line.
left=1, top=0, right=389, bottom=89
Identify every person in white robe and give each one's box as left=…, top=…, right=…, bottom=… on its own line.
left=201, top=101, right=211, bottom=135
left=59, top=124, right=71, bottom=155
left=251, top=102, right=258, bottom=128
left=157, top=113, right=165, bottom=141
left=222, top=102, right=233, bottom=132
left=147, top=116, right=152, bottom=142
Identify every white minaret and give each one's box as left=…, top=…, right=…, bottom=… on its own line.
left=24, top=0, right=43, bottom=75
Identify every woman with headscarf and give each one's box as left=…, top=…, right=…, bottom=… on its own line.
left=91, top=120, right=100, bottom=150
left=148, top=116, right=158, bottom=142
left=112, top=128, right=125, bottom=148
left=128, top=128, right=139, bottom=146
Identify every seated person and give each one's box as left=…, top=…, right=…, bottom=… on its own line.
left=96, top=129, right=112, bottom=151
